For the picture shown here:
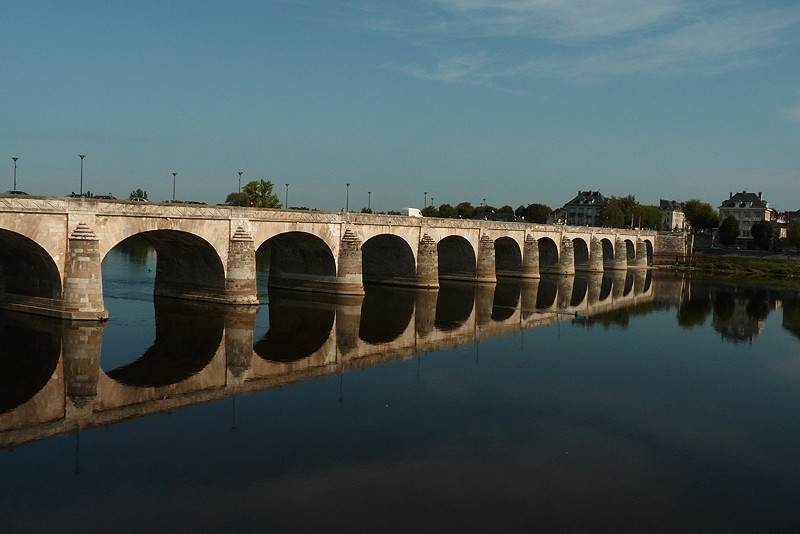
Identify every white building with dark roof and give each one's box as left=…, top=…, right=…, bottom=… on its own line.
left=560, top=190, right=606, bottom=227
left=718, top=191, right=774, bottom=239
left=659, top=199, right=685, bottom=231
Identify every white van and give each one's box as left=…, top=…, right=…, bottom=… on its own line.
left=401, top=207, right=422, bottom=217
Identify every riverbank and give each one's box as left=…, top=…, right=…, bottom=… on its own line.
left=675, top=253, right=800, bottom=281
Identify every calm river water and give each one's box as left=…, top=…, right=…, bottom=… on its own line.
left=2, top=240, right=800, bottom=532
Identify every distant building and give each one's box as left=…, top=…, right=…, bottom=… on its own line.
left=659, top=199, right=685, bottom=232
left=718, top=191, right=774, bottom=239
left=559, top=190, right=606, bottom=226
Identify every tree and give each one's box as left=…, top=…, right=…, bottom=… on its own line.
left=360, top=207, right=373, bottom=213
left=718, top=215, right=740, bottom=247
left=421, top=205, right=439, bottom=217
left=683, top=199, right=717, bottom=233
left=750, top=220, right=773, bottom=251
left=601, top=195, right=637, bottom=228
left=455, top=202, right=475, bottom=219
left=635, top=205, right=661, bottom=229
left=438, top=203, right=459, bottom=218
left=129, top=189, right=148, bottom=200
left=526, top=203, right=552, bottom=224
left=232, top=180, right=281, bottom=208
left=225, top=192, right=250, bottom=207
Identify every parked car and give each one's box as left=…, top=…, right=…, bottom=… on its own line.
left=2, top=190, right=29, bottom=195
left=95, top=194, right=117, bottom=200
left=130, top=197, right=148, bottom=202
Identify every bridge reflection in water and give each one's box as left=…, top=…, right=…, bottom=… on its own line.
left=0, top=270, right=660, bottom=448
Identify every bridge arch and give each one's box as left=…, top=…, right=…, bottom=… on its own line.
left=0, top=229, right=62, bottom=302
left=538, top=237, right=559, bottom=273
left=624, top=239, right=636, bottom=263
left=494, top=237, right=522, bottom=277
left=437, top=236, right=477, bottom=281
left=108, top=230, right=226, bottom=302
left=361, top=234, right=416, bottom=286
left=572, top=238, right=590, bottom=271
left=263, top=231, right=337, bottom=292
left=601, top=238, right=615, bottom=269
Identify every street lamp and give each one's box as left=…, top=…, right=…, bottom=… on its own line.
left=12, top=157, right=18, bottom=191
left=237, top=171, right=243, bottom=193
left=346, top=183, right=350, bottom=212
left=79, top=155, right=85, bottom=196
left=431, top=196, right=434, bottom=207
left=285, top=183, right=289, bottom=209
left=424, top=191, right=427, bottom=208
left=172, top=172, right=177, bottom=201
left=368, top=191, right=371, bottom=211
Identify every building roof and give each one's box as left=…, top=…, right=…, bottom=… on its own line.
left=564, top=190, right=605, bottom=207
left=659, top=199, right=684, bottom=211
left=720, top=191, right=769, bottom=209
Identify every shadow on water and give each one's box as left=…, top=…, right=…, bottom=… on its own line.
left=105, top=297, right=223, bottom=387
left=0, top=312, right=61, bottom=414
left=359, top=285, right=415, bottom=344
left=434, top=282, right=475, bottom=331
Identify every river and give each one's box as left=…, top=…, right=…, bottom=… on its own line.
left=2, top=239, right=800, bottom=532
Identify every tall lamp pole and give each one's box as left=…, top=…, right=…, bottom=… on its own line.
left=12, top=157, right=18, bottom=191
left=431, top=196, right=434, bottom=208
left=346, top=183, right=350, bottom=212
left=368, top=191, right=371, bottom=211
left=172, top=172, right=177, bottom=201
left=424, top=191, right=427, bottom=208
left=79, top=155, right=85, bottom=196
left=285, top=183, right=289, bottom=209
left=237, top=171, right=243, bottom=193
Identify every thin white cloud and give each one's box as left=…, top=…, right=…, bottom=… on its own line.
left=355, top=1, right=800, bottom=86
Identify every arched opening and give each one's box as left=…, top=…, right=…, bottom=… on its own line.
left=645, top=240, right=654, bottom=266
left=104, top=298, right=223, bottom=387
left=538, top=237, right=559, bottom=272
left=360, top=286, right=414, bottom=343
left=438, top=236, right=476, bottom=281
left=435, top=283, right=475, bottom=331
left=495, top=237, right=522, bottom=277
left=492, top=282, right=520, bottom=321
left=571, top=275, right=588, bottom=307
left=0, top=229, right=62, bottom=304
left=625, top=240, right=636, bottom=263
left=254, top=290, right=334, bottom=362
left=602, top=239, right=615, bottom=269
left=599, top=273, right=614, bottom=301
left=623, top=272, right=635, bottom=296
left=536, top=275, right=559, bottom=308
left=362, top=235, right=416, bottom=286
left=572, top=238, right=590, bottom=271
left=264, top=232, right=337, bottom=292
left=0, top=312, right=61, bottom=414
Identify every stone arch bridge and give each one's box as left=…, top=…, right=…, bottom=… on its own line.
left=0, top=197, right=683, bottom=320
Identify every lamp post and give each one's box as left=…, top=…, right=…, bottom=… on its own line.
left=237, top=171, right=243, bottom=193
left=12, top=157, right=18, bottom=191
left=79, top=155, right=85, bottom=196
left=368, top=191, right=371, bottom=211
left=346, top=183, right=350, bottom=212
left=424, top=191, right=427, bottom=208
left=431, top=196, right=434, bottom=208
left=172, top=172, right=177, bottom=201
left=285, top=183, right=289, bottom=209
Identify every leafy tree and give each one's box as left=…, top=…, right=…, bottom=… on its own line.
left=232, top=180, right=281, bottom=208
left=225, top=192, right=250, bottom=207
left=635, top=205, right=661, bottom=229
left=750, top=220, right=773, bottom=251
left=455, top=202, right=475, bottom=219
left=526, top=203, right=552, bottom=224
left=498, top=205, right=514, bottom=215
left=421, top=205, right=439, bottom=217
left=683, top=199, right=717, bottom=233
left=360, top=207, right=373, bottom=213
left=601, top=195, right=637, bottom=228
left=718, top=215, right=740, bottom=247
left=129, top=189, right=148, bottom=200
left=787, top=224, right=800, bottom=251
left=438, top=203, right=459, bottom=218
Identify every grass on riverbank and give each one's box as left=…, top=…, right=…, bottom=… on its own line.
left=675, top=255, right=800, bottom=279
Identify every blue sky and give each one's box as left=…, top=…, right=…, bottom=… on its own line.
left=2, top=0, right=800, bottom=212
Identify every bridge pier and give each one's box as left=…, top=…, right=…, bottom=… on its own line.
left=476, top=234, right=497, bottom=284
left=225, top=226, right=259, bottom=305
left=630, top=238, right=649, bottom=269
left=63, top=321, right=103, bottom=417
left=415, top=234, right=439, bottom=289
left=62, top=223, right=108, bottom=321
left=336, top=229, right=366, bottom=296
left=522, top=235, right=540, bottom=279
left=589, top=238, right=604, bottom=272
left=557, top=236, right=576, bottom=275
left=611, top=237, right=628, bottom=270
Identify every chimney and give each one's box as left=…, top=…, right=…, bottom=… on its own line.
left=758, top=191, right=762, bottom=199
left=729, top=192, right=732, bottom=199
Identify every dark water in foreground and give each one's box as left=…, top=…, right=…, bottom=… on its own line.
left=2, top=245, right=800, bottom=532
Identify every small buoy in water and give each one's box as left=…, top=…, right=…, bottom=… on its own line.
left=574, top=311, right=580, bottom=318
